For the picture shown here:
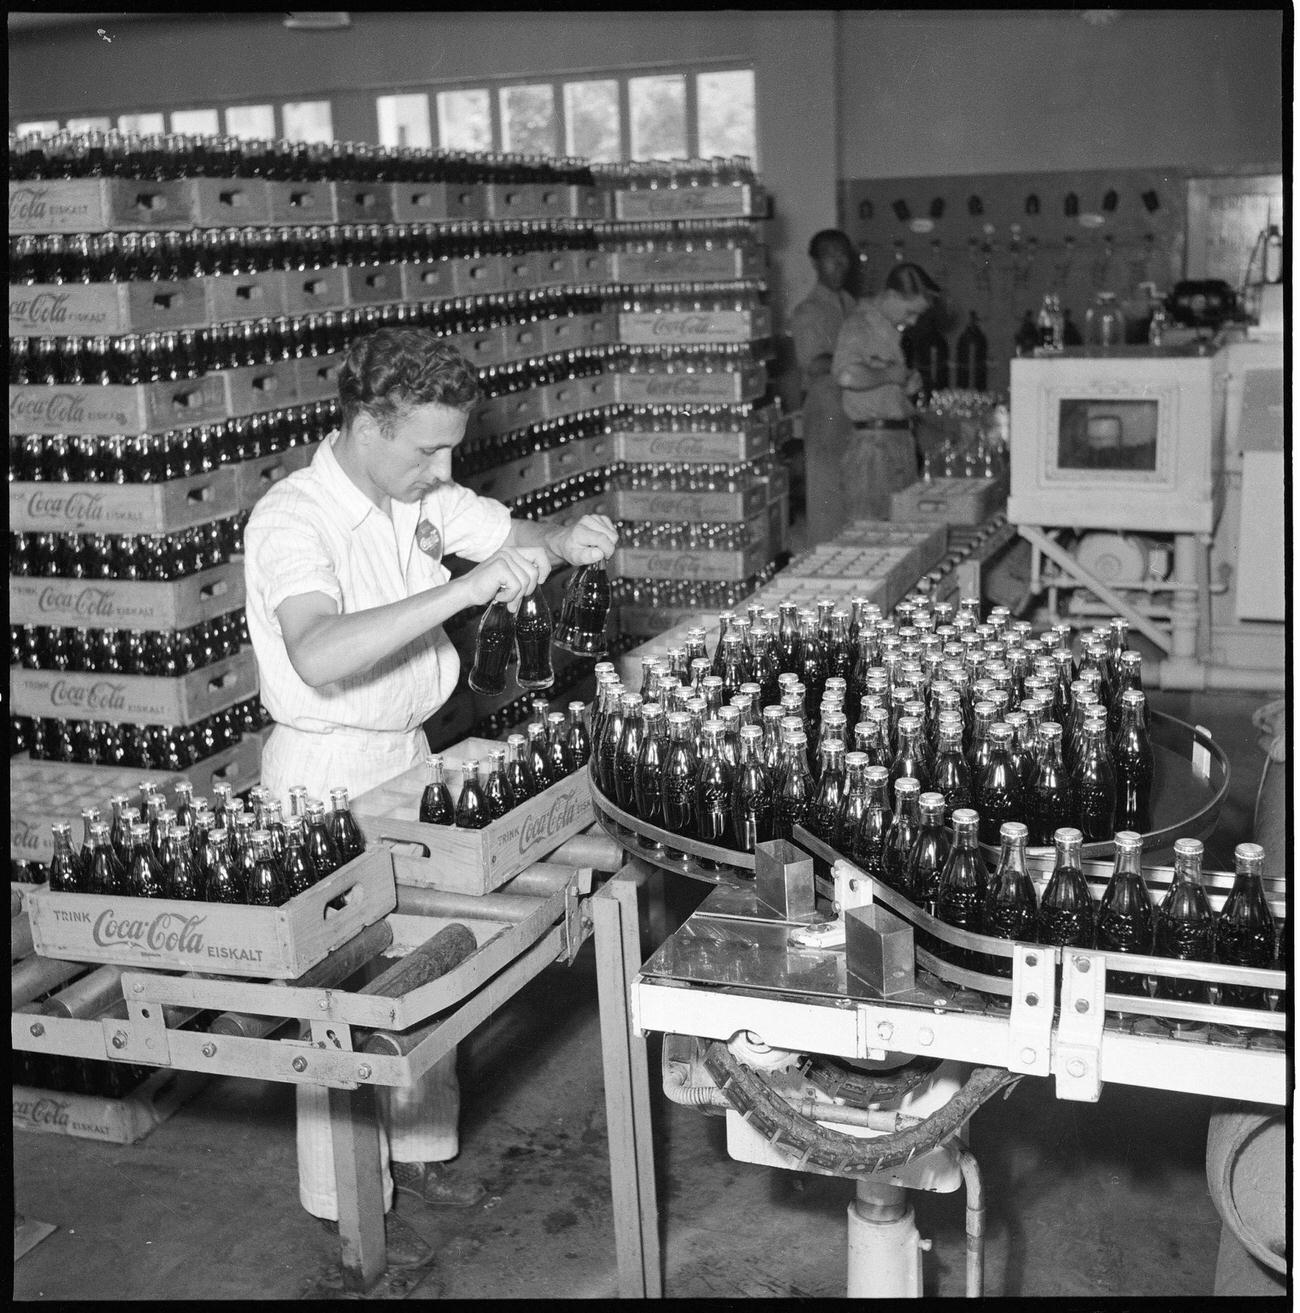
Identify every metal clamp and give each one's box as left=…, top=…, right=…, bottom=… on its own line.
left=1006, top=944, right=1055, bottom=1077
left=1054, top=950, right=1107, bottom=1102
left=102, top=996, right=172, bottom=1066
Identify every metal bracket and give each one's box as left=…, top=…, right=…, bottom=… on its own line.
left=102, top=997, right=172, bottom=1066
left=1006, top=944, right=1055, bottom=1077
left=309, top=1018, right=354, bottom=1052
left=1055, top=950, right=1107, bottom=1101
left=844, top=904, right=915, bottom=998
left=755, top=840, right=816, bottom=921
left=561, top=880, right=592, bottom=964
left=831, top=857, right=874, bottom=919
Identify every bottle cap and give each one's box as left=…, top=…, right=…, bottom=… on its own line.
left=919, top=791, right=946, bottom=810
left=1234, top=842, right=1264, bottom=865
left=1114, top=830, right=1142, bottom=850
left=1173, top=837, right=1203, bottom=858
left=894, top=777, right=921, bottom=797
left=1000, top=820, right=1029, bottom=841
left=865, top=764, right=890, bottom=783
left=1054, top=827, right=1083, bottom=845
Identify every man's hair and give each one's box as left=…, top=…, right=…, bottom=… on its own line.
left=338, top=328, right=480, bottom=434
left=883, top=262, right=941, bottom=301
left=808, top=228, right=855, bottom=261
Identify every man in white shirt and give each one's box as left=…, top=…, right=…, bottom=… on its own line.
left=244, top=327, right=616, bottom=1261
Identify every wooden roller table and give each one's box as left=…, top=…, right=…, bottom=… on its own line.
left=10, top=829, right=667, bottom=1296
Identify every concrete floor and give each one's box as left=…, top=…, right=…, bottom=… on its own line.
left=12, top=690, right=1285, bottom=1301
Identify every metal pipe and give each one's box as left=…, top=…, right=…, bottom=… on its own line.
left=545, top=832, right=624, bottom=872
left=395, top=884, right=550, bottom=923
left=41, top=964, right=127, bottom=1019
left=954, top=1139, right=984, bottom=1299
left=12, top=912, right=34, bottom=962
left=13, top=955, right=85, bottom=1009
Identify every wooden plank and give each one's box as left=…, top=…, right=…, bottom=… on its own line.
left=329, top=1083, right=388, bottom=1293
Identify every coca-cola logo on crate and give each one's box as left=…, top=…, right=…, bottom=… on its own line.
left=49, top=678, right=129, bottom=712
left=10, top=390, right=133, bottom=430
left=24, top=489, right=121, bottom=523
left=92, top=908, right=208, bottom=954
left=12, top=1095, right=72, bottom=1129
left=649, top=315, right=712, bottom=338
left=9, top=290, right=93, bottom=328
left=12, top=817, right=45, bottom=854
left=515, top=787, right=585, bottom=856
left=35, top=585, right=117, bottom=620
left=10, top=186, right=96, bottom=227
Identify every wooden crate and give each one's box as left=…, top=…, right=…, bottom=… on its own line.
left=265, top=180, right=336, bottom=225
left=400, top=257, right=460, bottom=303
left=13, top=1068, right=208, bottom=1145
left=613, top=482, right=768, bottom=524
left=454, top=326, right=509, bottom=371
left=391, top=181, right=487, bottom=223
left=613, top=604, right=709, bottom=637
left=484, top=182, right=571, bottom=221
left=569, top=250, right=614, bottom=284
left=538, top=312, right=590, bottom=356
left=26, top=846, right=395, bottom=979
left=452, top=254, right=506, bottom=298
left=613, top=184, right=766, bottom=221
left=343, top=262, right=403, bottom=307
left=9, top=376, right=228, bottom=436
left=10, top=648, right=258, bottom=727
left=187, top=177, right=272, bottom=227
left=568, top=185, right=610, bottom=220
left=295, top=352, right=344, bottom=403
left=203, top=270, right=286, bottom=323
left=889, top=473, right=1009, bottom=526
left=9, top=178, right=194, bottom=234
left=9, top=279, right=208, bottom=338
left=541, top=371, right=616, bottom=420
left=281, top=265, right=348, bottom=316
left=353, top=738, right=594, bottom=896
left=617, top=307, right=772, bottom=346
left=9, top=562, right=245, bottom=631
left=616, top=424, right=770, bottom=465
left=10, top=468, right=238, bottom=535
left=221, top=359, right=300, bottom=417
left=235, top=443, right=318, bottom=510
left=611, top=542, right=772, bottom=582
left=462, top=453, right=551, bottom=504
left=610, top=246, right=767, bottom=283
left=615, top=364, right=766, bottom=406
left=332, top=181, right=396, bottom=224
left=543, top=434, right=616, bottom=483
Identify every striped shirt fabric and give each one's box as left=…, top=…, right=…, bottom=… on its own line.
left=243, top=434, right=511, bottom=734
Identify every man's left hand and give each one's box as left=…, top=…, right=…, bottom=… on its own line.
left=552, top=514, right=618, bottom=566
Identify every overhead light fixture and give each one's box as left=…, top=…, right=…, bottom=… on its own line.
left=283, top=13, right=351, bottom=30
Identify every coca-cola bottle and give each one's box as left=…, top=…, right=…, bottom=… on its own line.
left=514, top=589, right=555, bottom=690
left=882, top=777, right=922, bottom=898
left=469, top=599, right=514, bottom=696
left=933, top=715, right=973, bottom=824
left=1153, top=837, right=1214, bottom=1005
left=967, top=700, right=998, bottom=791
left=48, top=823, right=80, bottom=893
left=976, top=723, right=1023, bottom=847
left=545, top=709, right=576, bottom=779
left=125, top=820, right=167, bottom=898
left=282, top=818, right=317, bottom=897
left=730, top=723, right=774, bottom=853
left=1071, top=713, right=1116, bottom=842
left=1094, top=831, right=1155, bottom=1001
left=804, top=738, right=846, bottom=845
left=166, top=826, right=203, bottom=900
left=632, top=702, right=667, bottom=825
left=483, top=747, right=513, bottom=819
left=565, top=700, right=591, bottom=767
left=1036, top=827, right=1094, bottom=948
left=1216, top=842, right=1275, bottom=1011
left=1028, top=721, right=1073, bottom=846
left=526, top=721, right=553, bottom=790
left=849, top=764, right=892, bottom=880
left=83, top=821, right=120, bottom=896
left=262, top=800, right=288, bottom=869
left=595, top=685, right=627, bottom=799
left=907, top=791, right=952, bottom=946
left=327, top=786, right=365, bottom=863
left=981, top=821, right=1039, bottom=978
left=173, top=779, right=195, bottom=833
left=611, top=691, right=645, bottom=812
left=245, top=828, right=286, bottom=906
left=554, top=559, right=611, bottom=655
left=889, top=714, right=931, bottom=794
left=303, top=798, right=342, bottom=878
left=204, top=826, right=242, bottom=903
left=505, top=732, right=540, bottom=802
left=1112, top=690, right=1153, bottom=834
left=935, top=808, right=987, bottom=971
left=419, top=755, right=455, bottom=824
left=695, top=720, right=734, bottom=846
left=661, top=710, right=698, bottom=837
left=454, top=759, right=492, bottom=830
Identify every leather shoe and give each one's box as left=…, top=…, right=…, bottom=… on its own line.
left=392, top=1160, right=488, bottom=1209
left=317, top=1213, right=434, bottom=1270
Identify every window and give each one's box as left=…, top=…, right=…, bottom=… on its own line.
left=117, top=112, right=165, bottom=135
left=437, top=89, right=491, bottom=152
left=499, top=84, right=556, bottom=156
left=225, top=104, right=275, bottom=141
left=563, top=80, right=619, bottom=162
left=283, top=100, right=333, bottom=144
left=697, top=69, right=755, bottom=162
left=171, top=108, right=220, bottom=136
left=629, top=74, right=686, bottom=161
left=377, top=93, right=431, bottom=149
left=66, top=117, right=112, bottom=133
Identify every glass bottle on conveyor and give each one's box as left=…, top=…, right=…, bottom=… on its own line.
left=804, top=737, right=846, bottom=846
left=565, top=700, right=591, bottom=768
left=1112, top=690, right=1154, bottom=835
left=883, top=777, right=922, bottom=899
left=660, top=710, right=698, bottom=838
left=1036, top=827, right=1095, bottom=948
left=976, top=723, right=1023, bottom=847
left=1216, top=842, right=1275, bottom=1011
left=730, top=723, right=774, bottom=854
left=1094, top=831, right=1155, bottom=1004
left=419, top=756, right=455, bottom=825
left=935, top=808, right=987, bottom=972
left=908, top=792, right=953, bottom=954
left=632, top=702, right=667, bottom=827
left=848, top=764, right=892, bottom=881
left=695, top=719, right=735, bottom=847
left=981, top=821, right=1039, bottom=979
left=1152, top=837, right=1214, bottom=1006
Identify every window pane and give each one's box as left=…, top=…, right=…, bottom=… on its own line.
left=437, top=89, right=491, bottom=152
left=283, top=101, right=333, bottom=144
left=629, top=74, right=686, bottom=160
left=563, top=80, right=620, bottom=162
left=226, top=104, right=276, bottom=141
left=697, top=69, right=756, bottom=164
left=499, top=84, right=556, bottom=156
left=172, top=108, right=220, bottom=136
left=117, top=112, right=165, bottom=135
left=377, top=93, right=431, bottom=149
left=67, top=117, right=112, bottom=133
left=15, top=120, right=60, bottom=137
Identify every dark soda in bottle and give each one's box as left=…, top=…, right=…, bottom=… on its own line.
left=1036, top=827, right=1094, bottom=948
left=514, top=589, right=555, bottom=690
left=554, top=560, right=610, bottom=656
left=632, top=702, right=667, bottom=826
left=935, top=808, right=987, bottom=972
left=804, top=738, right=846, bottom=845
left=327, top=786, right=365, bottom=864
left=454, top=759, right=492, bottom=830
left=975, top=722, right=1023, bottom=847
left=483, top=747, right=513, bottom=819
left=695, top=720, right=734, bottom=846
left=1152, top=837, right=1214, bottom=1005
left=981, top=820, right=1039, bottom=978
left=1216, top=842, right=1275, bottom=1011
left=1094, top=831, right=1155, bottom=1002
left=883, top=777, right=922, bottom=898
left=419, top=756, right=455, bottom=824
left=505, top=732, right=539, bottom=802
left=1112, top=690, right=1154, bottom=834
left=48, top=823, right=80, bottom=892
left=730, top=723, right=774, bottom=853
left=245, top=828, right=286, bottom=906
left=304, top=799, right=342, bottom=878
left=908, top=792, right=952, bottom=954
left=1072, top=713, right=1116, bottom=843
left=469, top=600, right=514, bottom=696
left=661, top=711, right=698, bottom=838
left=1028, top=720, right=1073, bottom=846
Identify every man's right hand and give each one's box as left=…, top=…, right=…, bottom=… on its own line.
left=461, top=546, right=549, bottom=612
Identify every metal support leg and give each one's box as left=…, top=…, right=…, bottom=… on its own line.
left=594, top=862, right=663, bottom=1298
left=846, top=1181, right=926, bottom=1299
left=329, top=1083, right=387, bottom=1294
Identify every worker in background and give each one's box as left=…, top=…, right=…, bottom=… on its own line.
left=831, top=262, right=940, bottom=520
left=244, top=327, right=617, bottom=1265
left=789, top=228, right=860, bottom=398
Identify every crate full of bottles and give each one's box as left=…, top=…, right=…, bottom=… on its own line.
left=617, top=307, right=772, bottom=346
left=10, top=467, right=240, bottom=536
left=13, top=1065, right=209, bottom=1146
left=235, top=441, right=317, bottom=510
left=353, top=727, right=594, bottom=898
left=10, top=374, right=229, bottom=436
left=889, top=472, right=1010, bottom=527
left=8, top=277, right=211, bottom=337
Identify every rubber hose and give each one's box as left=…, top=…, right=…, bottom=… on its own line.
left=800, top=1054, right=943, bottom=1107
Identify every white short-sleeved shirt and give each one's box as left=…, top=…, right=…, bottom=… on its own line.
left=243, top=433, right=511, bottom=734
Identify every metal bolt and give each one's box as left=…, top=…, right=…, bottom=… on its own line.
left=580, top=917, right=593, bottom=933
left=357, top=1065, right=372, bottom=1081
left=132, top=981, right=145, bottom=993
left=1021, top=1047, right=1037, bottom=1064
left=201, top=1042, right=216, bottom=1059
left=1067, top=1059, right=1086, bottom=1078
left=918, top=1027, right=934, bottom=1046
left=292, top=1056, right=308, bottom=1073
left=1025, top=953, right=1038, bottom=968
left=111, top=1030, right=128, bottom=1050
left=317, top=998, right=329, bottom=1010
left=876, top=1021, right=894, bottom=1042
left=1025, top=992, right=1039, bottom=1007
left=1075, top=998, right=1090, bottom=1013
left=1074, top=956, right=1091, bottom=974
left=29, top=1022, right=45, bottom=1038
left=918, top=1238, right=933, bottom=1252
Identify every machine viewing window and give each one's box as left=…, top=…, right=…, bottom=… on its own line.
left=1057, top=399, right=1158, bottom=472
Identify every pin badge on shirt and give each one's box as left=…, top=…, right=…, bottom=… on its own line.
left=415, top=519, right=442, bottom=559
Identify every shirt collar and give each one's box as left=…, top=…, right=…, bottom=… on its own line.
left=316, top=433, right=381, bottom=532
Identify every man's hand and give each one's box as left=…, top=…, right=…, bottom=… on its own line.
left=462, top=546, right=550, bottom=612
left=549, top=514, right=618, bottom=567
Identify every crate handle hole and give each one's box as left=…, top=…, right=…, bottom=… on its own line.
left=323, top=881, right=363, bottom=919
